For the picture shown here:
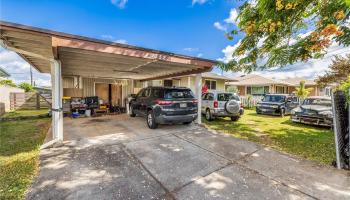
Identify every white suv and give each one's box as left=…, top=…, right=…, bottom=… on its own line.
left=201, top=92, right=244, bottom=121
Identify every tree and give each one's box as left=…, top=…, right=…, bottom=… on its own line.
left=295, top=80, right=313, bottom=103
left=220, top=0, right=350, bottom=73
left=316, top=54, right=350, bottom=87
left=338, top=75, right=350, bottom=103
left=18, top=82, right=34, bottom=92
left=0, top=79, right=17, bottom=87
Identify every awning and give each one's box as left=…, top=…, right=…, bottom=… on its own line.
left=0, top=21, right=217, bottom=80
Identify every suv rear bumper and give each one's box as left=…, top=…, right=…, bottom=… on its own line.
left=211, top=108, right=242, bottom=117
left=256, top=107, right=282, bottom=115
left=155, top=113, right=198, bottom=124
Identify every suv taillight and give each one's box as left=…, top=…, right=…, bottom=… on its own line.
left=192, top=99, right=198, bottom=104
left=240, top=103, right=243, bottom=108
left=156, top=99, right=172, bottom=105
left=214, top=100, right=218, bottom=108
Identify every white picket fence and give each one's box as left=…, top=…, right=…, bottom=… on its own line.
left=239, top=96, right=263, bottom=108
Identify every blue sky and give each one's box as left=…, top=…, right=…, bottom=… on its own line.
left=0, top=0, right=349, bottom=86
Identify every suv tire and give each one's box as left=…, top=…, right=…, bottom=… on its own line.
left=183, top=121, right=192, bottom=125
left=147, top=110, right=158, bottom=129
left=205, top=109, right=213, bottom=121
left=225, top=100, right=240, bottom=114
left=129, top=105, right=136, bottom=117
left=231, top=116, right=240, bottom=121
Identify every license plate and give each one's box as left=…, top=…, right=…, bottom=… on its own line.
left=180, top=103, right=187, bottom=108
left=260, top=108, right=267, bottom=112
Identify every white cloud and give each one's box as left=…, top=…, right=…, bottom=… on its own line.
left=197, top=53, right=203, bottom=57
left=224, top=9, right=238, bottom=25
left=114, top=39, right=128, bottom=44
left=111, top=0, right=128, bottom=9
left=183, top=47, right=199, bottom=52
left=0, top=48, right=51, bottom=86
left=192, top=0, right=210, bottom=6
left=213, top=22, right=227, bottom=31
left=101, top=34, right=114, bottom=40
left=219, top=42, right=350, bottom=80
left=101, top=35, right=127, bottom=44
left=217, top=40, right=242, bottom=63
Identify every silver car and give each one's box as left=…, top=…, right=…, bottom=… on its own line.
left=201, top=92, right=244, bottom=121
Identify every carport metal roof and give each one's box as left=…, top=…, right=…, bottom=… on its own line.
left=0, top=21, right=217, bottom=80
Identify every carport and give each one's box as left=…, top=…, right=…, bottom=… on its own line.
left=0, top=21, right=216, bottom=147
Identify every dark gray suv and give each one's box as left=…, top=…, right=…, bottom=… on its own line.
left=129, top=87, right=198, bottom=129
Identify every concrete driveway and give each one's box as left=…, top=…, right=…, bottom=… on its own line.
left=27, top=115, right=350, bottom=200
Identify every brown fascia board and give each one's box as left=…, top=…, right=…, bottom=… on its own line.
left=0, top=20, right=218, bottom=66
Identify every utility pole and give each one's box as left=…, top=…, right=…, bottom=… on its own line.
left=30, top=65, right=33, bottom=86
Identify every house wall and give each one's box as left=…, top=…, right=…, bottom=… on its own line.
left=307, top=86, right=319, bottom=96
left=287, top=85, right=320, bottom=96
left=237, top=86, right=245, bottom=96
left=0, top=85, right=25, bottom=111
left=136, top=76, right=226, bottom=93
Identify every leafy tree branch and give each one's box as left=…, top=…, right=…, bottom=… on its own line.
left=220, top=0, right=350, bottom=73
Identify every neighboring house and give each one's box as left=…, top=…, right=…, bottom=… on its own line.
left=226, top=74, right=327, bottom=97
left=0, top=67, right=25, bottom=113
left=138, top=72, right=235, bottom=93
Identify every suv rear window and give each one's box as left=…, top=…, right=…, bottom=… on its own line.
left=217, top=93, right=240, bottom=101
left=164, top=89, right=194, bottom=99
left=262, top=95, right=286, bottom=102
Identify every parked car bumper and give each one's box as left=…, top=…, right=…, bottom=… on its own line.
left=291, top=115, right=333, bottom=127
left=155, top=113, right=198, bottom=124
left=256, top=107, right=283, bottom=115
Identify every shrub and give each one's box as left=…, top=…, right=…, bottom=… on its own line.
left=18, top=82, right=34, bottom=92
left=0, top=80, right=17, bottom=87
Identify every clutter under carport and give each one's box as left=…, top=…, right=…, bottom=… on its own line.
left=62, top=96, right=126, bottom=118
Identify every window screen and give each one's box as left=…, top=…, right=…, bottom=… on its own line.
left=164, top=80, right=173, bottom=87
left=205, top=80, right=217, bottom=90
left=247, top=86, right=267, bottom=95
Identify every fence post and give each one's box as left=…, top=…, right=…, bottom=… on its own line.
left=332, top=91, right=342, bottom=169
left=36, top=93, right=40, bottom=109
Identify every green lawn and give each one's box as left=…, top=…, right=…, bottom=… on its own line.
left=1, top=109, right=49, bottom=119
left=0, top=117, right=51, bottom=200
left=204, top=109, right=335, bottom=165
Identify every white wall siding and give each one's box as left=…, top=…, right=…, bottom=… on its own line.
left=0, top=85, right=25, bottom=111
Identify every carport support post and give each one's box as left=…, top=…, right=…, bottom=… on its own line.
left=195, top=73, right=202, bottom=124
left=50, top=60, right=63, bottom=141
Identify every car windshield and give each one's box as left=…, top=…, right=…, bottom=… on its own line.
left=262, top=95, right=285, bottom=102
left=303, top=98, right=332, bottom=106
left=217, top=93, right=240, bottom=101
left=164, top=89, right=194, bottom=99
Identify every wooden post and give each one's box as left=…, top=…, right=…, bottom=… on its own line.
left=195, top=73, right=202, bottom=124
left=36, top=93, right=40, bottom=109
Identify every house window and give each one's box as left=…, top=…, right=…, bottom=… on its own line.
left=164, top=80, right=173, bottom=87
left=247, top=86, right=269, bottom=95
left=275, top=86, right=285, bottom=94
left=205, top=80, right=216, bottom=90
